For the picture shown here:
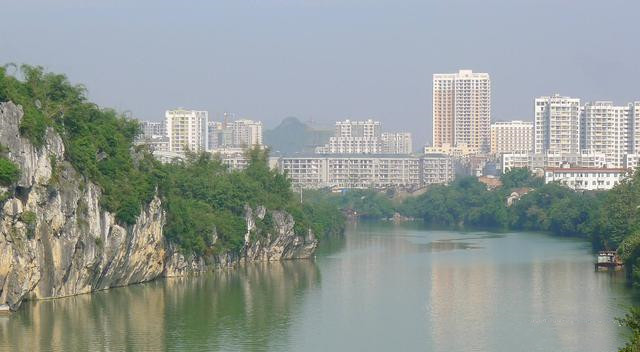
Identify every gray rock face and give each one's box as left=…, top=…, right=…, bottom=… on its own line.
left=0, top=102, right=318, bottom=312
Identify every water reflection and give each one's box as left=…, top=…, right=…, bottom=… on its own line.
left=426, top=233, right=632, bottom=352
left=0, top=224, right=636, bottom=352
left=0, top=260, right=319, bottom=352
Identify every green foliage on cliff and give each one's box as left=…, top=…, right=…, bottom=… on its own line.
left=0, top=64, right=155, bottom=224
left=159, top=148, right=345, bottom=255
left=19, top=211, right=36, bottom=239
left=297, top=190, right=346, bottom=236
left=0, top=157, right=20, bottom=186
left=0, top=64, right=345, bottom=254
left=159, top=150, right=290, bottom=254
left=0, top=64, right=84, bottom=148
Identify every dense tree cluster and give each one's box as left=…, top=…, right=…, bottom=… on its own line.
left=0, top=64, right=344, bottom=254
left=399, top=177, right=508, bottom=228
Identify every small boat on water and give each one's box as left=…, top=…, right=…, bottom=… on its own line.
left=595, top=250, right=623, bottom=271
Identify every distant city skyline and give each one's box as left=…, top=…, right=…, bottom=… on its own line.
left=1, top=0, right=639, bottom=147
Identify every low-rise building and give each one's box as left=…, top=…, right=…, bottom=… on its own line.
left=625, top=154, right=640, bottom=171
left=424, top=143, right=479, bottom=157
left=422, top=153, right=454, bottom=185
left=544, top=166, right=628, bottom=190
left=279, top=157, right=328, bottom=187
left=278, top=154, right=453, bottom=190
left=502, top=151, right=607, bottom=172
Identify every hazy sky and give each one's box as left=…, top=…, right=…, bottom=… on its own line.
left=1, top=0, right=639, bottom=146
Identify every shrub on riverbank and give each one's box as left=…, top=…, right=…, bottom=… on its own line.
left=617, top=307, right=640, bottom=352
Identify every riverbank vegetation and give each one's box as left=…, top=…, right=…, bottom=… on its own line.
left=0, top=64, right=344, bottom=255
left=325, top=166, right=640, bottom=283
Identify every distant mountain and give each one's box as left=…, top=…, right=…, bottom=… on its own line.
left=264, top=117, right=333, bottom=154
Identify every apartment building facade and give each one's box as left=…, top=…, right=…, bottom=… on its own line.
left=432, top=70, right=491, bottom=153
left=316, top=119, right=412, bottom=154
left=165, top=109, right=209, bottom=153
left=207, top=119, right=263, bottom=150
left=501, top=151, right=608, bottom=172
left=381, top=132, right=413, bottom=154
left=490, top=121, right=533, bottom=154
left=581, top=101, right=638, bottom=168
left=140, top=121, right=165, bottom=138
left=534, top=95, right=581, bottom=154
left=544, top=167, right=628, bottom=191
left=279, top=154, right=453, bottom=190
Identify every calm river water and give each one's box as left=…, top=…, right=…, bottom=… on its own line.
left=1, top=222, right=637, bottom=351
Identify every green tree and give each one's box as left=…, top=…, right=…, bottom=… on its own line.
left=617, top=306, right=640, bottom=352
left=500, top=167, right=543, bottom=190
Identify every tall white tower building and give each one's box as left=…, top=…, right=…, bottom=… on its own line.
left=534, top=95, right=581, bottom=154
left=432, top=70, right=491, bottom=152
left=582, top=101, right=640, bottom=167
left=228, top=119, right=263, bottom=147
left=165, top=109, right=209, bottom=153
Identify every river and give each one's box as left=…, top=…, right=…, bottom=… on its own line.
left=0, top=222, right=637, bottom=351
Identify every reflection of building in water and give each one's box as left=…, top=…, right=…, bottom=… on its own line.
left=428, top=258, right=495, bottom=352
left=427, top=241, right=623, bottom=352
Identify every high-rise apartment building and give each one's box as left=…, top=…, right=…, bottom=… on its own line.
left=207, top=118, right=263, bottom=150
left=228, top=119, right=263, bottom=147
left=490, top=121, right=533, bottom=154
left=432, top=70, right=491, bottom=153
left=140, top=121, right=165, bottom=138
left=316, top=119, right=411, bottom=154
left=631, top=102, right=640, bottom=153
left=165, top=109, right=208, bottom=153
left=381, top=132, right=413, bottom=154
left=581, top=101, right=634, bottom=168
left=335, top=119, right=381, bottom=138
left=534, top=95, right=581, bottom=154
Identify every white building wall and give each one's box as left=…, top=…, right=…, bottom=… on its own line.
left=165, top=109, right=208, bottom=153
left=534, top=95, right=581, bottom=154
left=544, top=168, right=628, bottom=190
left=490, top=120, right=533, bottom=154
left=582, top=101, right=633, bottom=168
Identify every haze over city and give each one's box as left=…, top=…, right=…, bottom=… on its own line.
left=1, top=0, right=639, bottom=146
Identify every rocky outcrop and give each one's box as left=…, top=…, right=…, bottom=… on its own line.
left=162, top=205, right=317, bottom=277
left=0, top=102, right=317, bottom=312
